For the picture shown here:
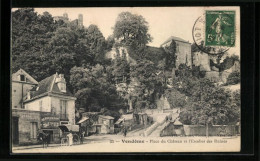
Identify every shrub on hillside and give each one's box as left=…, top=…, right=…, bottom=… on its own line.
left=226, top=71, right=240, bottom=85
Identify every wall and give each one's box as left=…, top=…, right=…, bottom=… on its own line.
left=25, top=96, right=51, bottom=112
left=183, top=125, right=238, bottom=136
left=176, top=41, right=192, bottom=68
left=51, top=96, right=75, bottom=125
left=12, top=82, right=36, bottom=109
left=183, top=125, right=206, bottom=136
left=192, top=52, right=211, bottom=71
left=161, top=40, right=192, bottom=68
left=12, top=109, right=41, bottom=145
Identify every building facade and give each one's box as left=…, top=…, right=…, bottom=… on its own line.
left=161, top=36, right=192, bottom=68
left=12, top=70, right=76, bottom=145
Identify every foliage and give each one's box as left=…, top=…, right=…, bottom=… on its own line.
left=176, top=65, right=240, bottom=125
left=100, top=108, right=121, bottom=121
left=226, top=71, right=240, bottom=85
left=113, top=12, right=152, bottom=59
left=164, top=88, right=187, bottom=108
left=12, top=9, right=109, bottom=81
left=129, top=59, right=164, bottom=109
left=113, top=12, right=152, bottom=47
left=108, top=50, right=131, bottom=84
left=163, top=40, right=177, bottom=70
left=12, top=8, right=58, bottom=80
left=70, top=65, right=128, bottom=112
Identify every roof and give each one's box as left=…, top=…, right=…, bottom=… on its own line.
left=121, top=114, right=133, bottom=121
left=161, top=36, right=190, bottom=46
left=58, top=124, right=79, bottom=132
left=115, top=118, right=124, bottom=124
left=77, top=117, right=89, bottom=124
left=173, top=119, right=183, bottom=125
left=24, top=73, right=74, bottom=102
left=12, top=69, right=38, bottom=84
left=99, top=115, right=114, bottom=120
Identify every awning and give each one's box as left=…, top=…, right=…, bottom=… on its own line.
left=173, top=119, right=183, bottom=125
left=77, top=117, right=89, bottom=124
left=115, top=118, right=124, bottom=125
left=58, top=124, right=79, bottom=132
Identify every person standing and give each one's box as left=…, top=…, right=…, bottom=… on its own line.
left=123, top=127, right=127, bottom=137
left=68, top=131, right=73, bottom=146
left=80, top=131, right=85, bottom=144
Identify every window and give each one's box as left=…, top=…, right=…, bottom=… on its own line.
left=30, top=122, right=37, bottom=139
left=60, top=100, right=67, bottom=119
left=39, top=100, right=43, bottom=111
left=20, top=75, right=25, bottom=82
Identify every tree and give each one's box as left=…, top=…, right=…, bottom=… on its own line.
left=110, top=50, right=131, bottom=84
left=12, top=8, right=59, bottom=81
left=164, top=88, right=187, bottom=108
left=70, top=65, right=128, bottom=112
left=130, top=59, right=164, bottom=109
left=179, top=77, right=240, bottom=125
left=163, top=40, right=177, bottom=70
left=86, top=25, right=107, bottom=65
left=113, top=12, right=152, bottom=59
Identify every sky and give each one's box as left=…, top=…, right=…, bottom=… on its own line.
left=32, top=7, right=207, bottom=47
left=15, top=7, right=240, bottom=55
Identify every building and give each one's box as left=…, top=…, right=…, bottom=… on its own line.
left=161, top=36, right=192, bottom=68
left=12, top=69, right=39, bottom=145
left=54, top=13, right=83, bottom=28
left=97, top=115, right=114, bottom=134
left=12, top=71, right=76, bottom=145
left=12, top=69, right=38, bottom=109
left=53, top=13, right=69, bottom=23
left=79, top=113, right=114, bottom=134
left=24, top=73, right=76, bottom=142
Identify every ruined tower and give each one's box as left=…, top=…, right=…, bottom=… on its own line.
left=78, top=14, right=83, bottom=27
left=63, top=13, right=68, bottom=19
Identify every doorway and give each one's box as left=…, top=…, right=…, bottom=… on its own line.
left=12, top=117, right=19, bottom=145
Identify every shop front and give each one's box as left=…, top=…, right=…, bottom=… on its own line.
left=40, top=113, right=61, bottom=143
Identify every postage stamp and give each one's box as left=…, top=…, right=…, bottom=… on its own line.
left=205, top=11, right=235, bottom=47
left=192, top=10, right=236, bottom=55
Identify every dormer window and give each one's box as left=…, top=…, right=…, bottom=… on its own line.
left=55, top=73, right=66, bottom=93
left=19, top=74, right=26, bottom=82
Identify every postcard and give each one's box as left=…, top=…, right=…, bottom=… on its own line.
left=11, top=6, right=240, bottom=153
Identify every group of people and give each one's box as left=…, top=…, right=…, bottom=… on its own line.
left=37, top=130, right=51, bottom=148
left=37, top=130, right=85, bottom=148
left=66, top=130, right=85, bottom=146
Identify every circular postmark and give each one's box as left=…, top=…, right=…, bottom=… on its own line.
left=192, top=12, right=235, bottom=55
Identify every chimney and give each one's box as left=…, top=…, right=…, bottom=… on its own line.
left=59, top=74, right=64, bottom=79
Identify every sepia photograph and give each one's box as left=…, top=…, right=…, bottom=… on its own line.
left=11, top=7, right=241, bottom=153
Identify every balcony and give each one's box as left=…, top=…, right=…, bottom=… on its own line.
left=60, top=113, right=69, bottom=121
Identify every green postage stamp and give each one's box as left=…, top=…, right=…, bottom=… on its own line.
left=205, top=11, right=235, bottom=47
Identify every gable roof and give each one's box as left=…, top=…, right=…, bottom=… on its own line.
left=99, top=115, right=114, bottom=120
left=25, top=73, right=74, bottom=102
left=12, top=69, right=38, bottom=84
left=161, top=36, right=190, bottom=46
